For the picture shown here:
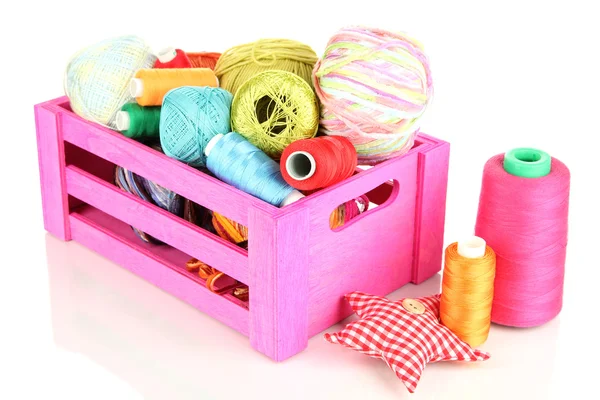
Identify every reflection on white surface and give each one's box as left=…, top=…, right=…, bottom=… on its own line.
left=45, top=234, right=562, bottom=400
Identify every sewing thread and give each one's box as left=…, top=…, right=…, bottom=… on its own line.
left=231, top=70, right=319, bottom=159
left=281, top=136, right=357, bottom=190
left=205, top=132, right=302, bottom=207
left=154, top=47, right=193, bottom=68
left=116, top=103, right=160, bottom=140
left=475, top=149, right=570, bottom=327
left=440, top=239, right=496, bottom=347
left=187, top=52, right=221, bottom=69
left=131, top=68, right=219, bottom=106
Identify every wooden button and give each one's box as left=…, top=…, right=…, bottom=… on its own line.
left=402, top=298, right=426, bottom=315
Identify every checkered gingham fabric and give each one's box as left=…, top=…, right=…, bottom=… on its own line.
left=324, top=292, right=490, bottom=393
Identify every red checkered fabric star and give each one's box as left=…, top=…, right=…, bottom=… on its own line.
left=324, top=292, right=490, bottom=393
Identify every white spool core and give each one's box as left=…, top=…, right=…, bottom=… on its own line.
left=205, top=133, right=224, bottom=157
left=280, top=190, right=305, bottom=207
left=457, top=236, right=487, bottom=259
left=116, top=111, right=130, bottom=131
left=130, top=78, right=144, bottom=98
left=285, top=151, right=316, bottom=181
left=157, top=47, right=177, bottom=64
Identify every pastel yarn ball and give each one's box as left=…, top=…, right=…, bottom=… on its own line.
left=313, top=26, right=434, bottom=165
left=64, top=35, right=156, bottom=129
left=231, top=70, right=319, bottom=159
left=160, top=86, right=233, bottom=167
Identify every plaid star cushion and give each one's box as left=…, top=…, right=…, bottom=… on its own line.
left=324, top=292, right=490, bottom=393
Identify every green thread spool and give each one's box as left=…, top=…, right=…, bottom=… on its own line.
left=116, top=103, right=161, bottom=140
left=503, top=148, right=551, bottom=178
left=231, top=70, right=319, bottom=159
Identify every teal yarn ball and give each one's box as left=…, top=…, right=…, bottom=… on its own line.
left=160, top=86, right=233, bottom=167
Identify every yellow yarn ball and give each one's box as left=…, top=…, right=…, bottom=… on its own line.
left=214, top=38, right=318, bottom=95
left=231, top=70, right=319, bottom=159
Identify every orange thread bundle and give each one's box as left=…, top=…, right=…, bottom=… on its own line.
left=132, top=68, right=218, bottom=106
left=440, top=239, right=496, bottom=347
left=187, top=52, right=221, bottom=69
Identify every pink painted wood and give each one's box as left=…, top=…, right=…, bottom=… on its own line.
left=34, top=97, right=450, bottom=362
left=35, top=100, right=71, bottom=240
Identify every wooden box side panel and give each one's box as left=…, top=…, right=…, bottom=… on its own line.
left=69, top=211, right=250, bottom=336
left=48, top=98, right=276, bottom=226
left=411, top=139, right=450, bottom=283
left=65, top=165, right=249, bottom=283
left=35, top=102, right=71, bottom=240
left=301, top=151, right=421, bottom=336
left=248, top=208, right=310, bottom=361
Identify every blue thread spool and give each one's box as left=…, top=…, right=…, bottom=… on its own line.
left=160, top=86, right=233, bottom=167
left=204, top=132, right=304, bottom=207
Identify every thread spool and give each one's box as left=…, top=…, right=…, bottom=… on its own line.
left=475, top=148, right=570, bottom=327
left=160, top=86, right=233, bottom=167
left=281, top=136, right=357, bottom=190
left=154, top=47, right=192, bottom=68
left=64, top=35, right=156, bottom=129
left=313, top=26, right=433, bottom=165
left=440, top=238, right=496, bottom=347
left=131, top=68, right=219, bottom=106
left=205, top=132, right=304, bottom=207
left=231, top=70, right=319, bottom=159
left=116, top=103, right=161, bottom=140
left=186, top=52, right=221, bottom=69
left=214, top=38, right=317, bottom=94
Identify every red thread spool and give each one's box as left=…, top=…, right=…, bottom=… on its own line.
left=154, top=47, right=192, bottom=69
left=280, top=136, right=357, bottom=191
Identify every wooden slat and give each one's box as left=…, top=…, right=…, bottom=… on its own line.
left=69, top=211, right=249, bottom=336
left=66, top=165, right=249, bottom=283
left=55, top=105, right=276, bottom=226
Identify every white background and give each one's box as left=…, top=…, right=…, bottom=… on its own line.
left=1, top=1, right=599, bottom=398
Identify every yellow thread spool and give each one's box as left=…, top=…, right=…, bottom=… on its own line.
left=440, top=237, right=496, bottom=347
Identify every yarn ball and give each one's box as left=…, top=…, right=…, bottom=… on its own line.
left=160, top=86, right=233, bottom=167
left=214, top=39, right=318, bottom=94
left=64, top=35, right=156, bottom=129
left=313, top=27, right=434, bottom=165
left=231, top=70, right=319, bottom=159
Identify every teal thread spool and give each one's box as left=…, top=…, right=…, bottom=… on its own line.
left=116, top=103, right=161, bottom=140
left=160, top=86, right=233, bottom=167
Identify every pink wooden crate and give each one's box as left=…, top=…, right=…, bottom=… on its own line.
left=35, top=96, right=450, bottom=361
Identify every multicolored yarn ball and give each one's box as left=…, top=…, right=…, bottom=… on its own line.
left=160, top=86, right=233, bottom=167
left=214, top=39, right=318, bottom=94
left=313, top=27, right=433, bottom=165
left=64, top=35, right=156, bottom=129
left=231, top=70, right=319, bottom=159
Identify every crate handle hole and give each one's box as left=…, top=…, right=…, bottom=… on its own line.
left=329, top=179, right=399, bottom=231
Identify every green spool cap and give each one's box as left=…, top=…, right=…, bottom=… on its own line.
left=503, top=147, right=551, bottom=178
